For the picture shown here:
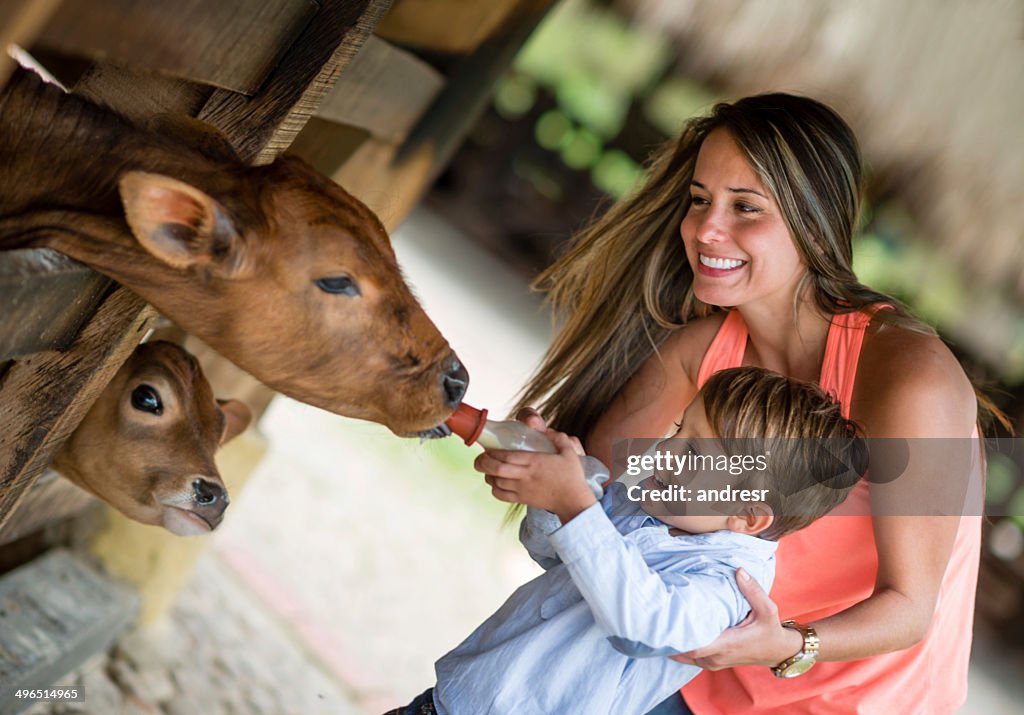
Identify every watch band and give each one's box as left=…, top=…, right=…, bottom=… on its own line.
left=770, top=620, right=819, bottom=678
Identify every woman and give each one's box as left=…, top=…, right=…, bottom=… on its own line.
left=489, top=94, right=989, bottom=713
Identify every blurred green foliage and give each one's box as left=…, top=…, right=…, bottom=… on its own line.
left=535, top=109, right=573, bottom=150
left=853, top=207, right=1024, bottom=384
left=592, top=149, right=643, bottom=197
left=986, top=452, right=1017, bottom=504
left=517, top=0, right=672, bottom=122
left=856, top=213, right=1024, bottom=518
left=561, top=126, right=603, bottom=170
left=645, top=77, right=718, bottom=137
left=985, top=451, right=1024, bottom=529
left=497, top=0, right=715, bottom=198
left=494, top=74, right=537, bottom=119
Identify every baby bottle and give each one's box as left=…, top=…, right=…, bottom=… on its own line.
left=446, top=402, right=608, bottom=544
left=445, top=403, right=556, bottom=452
left=446, top=402, right=607, bottom=495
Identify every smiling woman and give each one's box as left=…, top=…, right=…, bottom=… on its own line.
left=682, top=130, right=806, bottom=312
left=510, top=93, right=992, bottom=714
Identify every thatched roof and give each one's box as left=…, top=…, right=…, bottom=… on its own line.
left=618, top=0, right=1022, bottom=303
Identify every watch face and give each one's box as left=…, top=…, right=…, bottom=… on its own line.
left=781, top=655, right=816, bottom=677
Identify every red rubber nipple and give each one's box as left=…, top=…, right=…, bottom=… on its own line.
left=446, top=403, right=488, bottom=446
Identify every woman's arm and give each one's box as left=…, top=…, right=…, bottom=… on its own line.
left=811, top=329, right=977, bottom=660
left=677, top=329, right=979, bottom=668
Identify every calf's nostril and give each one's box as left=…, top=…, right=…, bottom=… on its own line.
left=192, top=478, right=225, bottom=506
left=442, top=358, right=469, bottom=406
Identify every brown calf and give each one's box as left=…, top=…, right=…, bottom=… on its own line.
left=51, top=341, right=251, bottom=536
left=0, top=69, right=467, bottom=436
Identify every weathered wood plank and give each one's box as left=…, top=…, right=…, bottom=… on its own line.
left=0, top=548, right=138, bottom=712
left=330, top=133, right=432, bottom=230
left=0, top=288, right=155, bottom=534
left=327, top=0, right=556, bottom=229
left=71, top=63, right=213, bottom=124
left=314, top=35, right=444, bottom=143
left=289, top=117, right=369, bottom=175
left=396, top=0, right=556, bottom=170
left=0, top=470, right=95, bottom=547
left=0, top=0, right=63, bottom=90
left=199, top=0, right=394, bottom=164
left=305, top=0, right=557, bottom=230
left=376, top=0, right=521, bottom=54
left=36, top=0, right=318, bottom=95
left=0, top=249, right=110, bottom=362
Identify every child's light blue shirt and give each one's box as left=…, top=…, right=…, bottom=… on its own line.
left=433, top=482, right=777, bottom=715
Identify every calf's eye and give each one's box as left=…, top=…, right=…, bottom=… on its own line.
left=315, top=276, right=360, bottom=297
left=131, top=384, right=163, bottom=415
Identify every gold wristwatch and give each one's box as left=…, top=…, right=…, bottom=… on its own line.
left=770, top=620, right=819, bottom=678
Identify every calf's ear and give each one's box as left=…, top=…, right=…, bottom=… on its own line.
left=119, top=172, right=246, bottom=276
left=216, top=398, right=253, bottom=445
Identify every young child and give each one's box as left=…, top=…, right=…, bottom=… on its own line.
left=389, top=367, right=865, bottom=715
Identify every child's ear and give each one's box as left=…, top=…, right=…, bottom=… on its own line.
left=727, top=504, right=774, bottom=536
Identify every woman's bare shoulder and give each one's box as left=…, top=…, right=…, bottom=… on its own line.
left=662, top=311, right=731, bottom=381
left=585, top=312, right=729, bottom=457
left=853, top=321, right=976, bottom=435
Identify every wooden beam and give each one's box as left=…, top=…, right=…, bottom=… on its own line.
left=314, top=34, right=444, bottom=143
left=0, top=249, right=109, bottom=362
left=376, top=0, right=521, bottom=54
left=395, top=0, right=556, bottom=174
left=303, top=0, right=558, bottom=234
left=0, top=287, right=155, bottom=534
left=0, top=548, right=138, bottom=712
left=330, top=133, right=433, bottom=231
left=71, top=63, right=213, bottom=123
left=0, top=470, right=94, bottom=547
left=326, top=0, right=556, bottom=230
left=199, top=0, right=394, bottom=164
left=36, top=0, right=318, bottom=95
left=288, top=117, right=370, bottom=176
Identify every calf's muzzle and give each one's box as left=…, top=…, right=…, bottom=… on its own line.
left=189, top=477, right=230, bottom=529
left=442, top=357, right=470, bottom=407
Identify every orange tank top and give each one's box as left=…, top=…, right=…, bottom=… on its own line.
left=683, top=308, right=981, bottom=715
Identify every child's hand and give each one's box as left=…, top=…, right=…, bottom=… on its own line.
left=474, top=429, right=597, bottom=524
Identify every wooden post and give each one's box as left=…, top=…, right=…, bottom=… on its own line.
left=0, top=288, right=154, bottom=533
left=36, top=0, right=319, bottom=94
left=323, top=0, right=558, bottom=230
left=0, top=549, right=139, bottom=713
left=0, top=249, right=110, bottom=362
left=199, top=0, right=394, bottom=164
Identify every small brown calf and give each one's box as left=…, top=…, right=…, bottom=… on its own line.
left=0, top=69, right=468, bottom=436
left=51, top=341, right=251, bottom=536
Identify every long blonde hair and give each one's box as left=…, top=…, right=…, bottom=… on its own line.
left=517, top=93, right=932, bottom=440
